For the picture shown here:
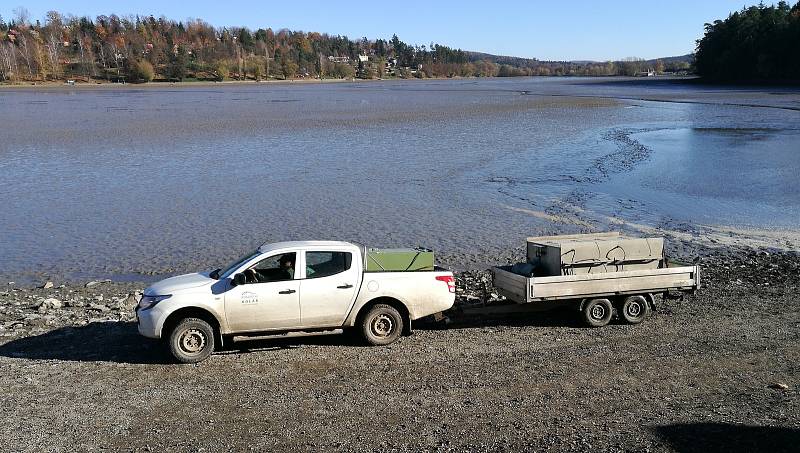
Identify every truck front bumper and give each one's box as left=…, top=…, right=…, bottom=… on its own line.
left=136, top=306, right=163, bottom=339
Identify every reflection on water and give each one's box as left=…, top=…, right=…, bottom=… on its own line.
left=0, top=78, right=798, bottom=281
left=597, top=127, right=800, bottom=227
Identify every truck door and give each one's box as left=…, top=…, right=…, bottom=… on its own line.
left=224, top=252, right=301, bottom=332
left=299, top=250, right=359, bottom=327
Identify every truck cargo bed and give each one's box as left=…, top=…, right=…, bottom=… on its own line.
left=493, top=265, right=699, bottom=304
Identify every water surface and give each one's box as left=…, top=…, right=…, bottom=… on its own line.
left=1, top=78, right=798, bottom=281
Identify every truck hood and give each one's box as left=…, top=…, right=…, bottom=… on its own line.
left=145, top=272, right=214, bottom=296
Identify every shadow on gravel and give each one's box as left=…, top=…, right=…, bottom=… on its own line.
left=216, top=332, right=363, bottom=356
left=654, top=423, right=800, bottom=453
left=417, top=306, right=582, bottom=331
left=0, top=322, right=171, bottom=364
left=0, top=309, right=593, bottom=364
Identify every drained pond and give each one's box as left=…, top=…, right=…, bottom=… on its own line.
left=1, top=77, right=798, bottom=282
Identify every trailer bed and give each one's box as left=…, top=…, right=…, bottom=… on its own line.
left=493, top=265, right=699, bottom=304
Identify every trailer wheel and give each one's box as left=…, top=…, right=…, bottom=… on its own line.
left=360, top=304, right=404, bottom=346
left=620, top=295, right=649, bottom=324
left=582, top=298, right=613, bottom=327
left=168, top=318, right=215, bottom=364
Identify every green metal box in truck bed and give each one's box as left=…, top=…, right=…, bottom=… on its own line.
left=365, top=248, right=435, bottom=272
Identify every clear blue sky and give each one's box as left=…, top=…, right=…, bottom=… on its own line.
left=1, top=1, right=764, bottom=61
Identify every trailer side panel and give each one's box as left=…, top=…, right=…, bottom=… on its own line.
left=492, top=267, right=529, bottom=303
left=529, top=266, right=698, bottom=300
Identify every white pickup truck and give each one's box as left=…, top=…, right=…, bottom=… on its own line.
left=136, top=241, right=455, bottom=363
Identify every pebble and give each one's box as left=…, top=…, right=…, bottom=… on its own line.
left=88, top=303, right=111, bottom=313
left=85, top=280, right=111, bottom=288
left=41, top=298, right=62, bottom=310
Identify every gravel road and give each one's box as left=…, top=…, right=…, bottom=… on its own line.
left=0, top=248, right=798, bottom=452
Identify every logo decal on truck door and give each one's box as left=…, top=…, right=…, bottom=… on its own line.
left=241, top=291, right=258, bottom=305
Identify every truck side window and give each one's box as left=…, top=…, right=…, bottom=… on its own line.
left=245, top=252, right=296, bottom=283
left=305, top=252, right=352, bottom=279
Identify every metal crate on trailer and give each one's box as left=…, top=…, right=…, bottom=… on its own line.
left=365, top=248, right=435, bottom=272
left=526, top=232, right=664, bottom=276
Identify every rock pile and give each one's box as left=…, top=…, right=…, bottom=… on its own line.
left=0, top=282, right=143, bottom=338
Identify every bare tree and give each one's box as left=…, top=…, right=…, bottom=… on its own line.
left=15, top=32, right=35, bottom=77
left=81, top=34, right=96, bottom=77
left=13, top=7, right=31, bottom=25
left=0, top=43, right=19, bottom=81
left=44, top=11, right=64, bottom=79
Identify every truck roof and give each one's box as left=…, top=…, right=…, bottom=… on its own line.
left=257, top=240, right=356, bottom=253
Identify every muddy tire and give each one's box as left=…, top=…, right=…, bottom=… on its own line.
left=168, top=318, right=215, bottom=364
left=620, top=295, right=649, bottom=324
left=582, top=298, right=613, bottom=327
left=360, top=304, right=404, bottom=346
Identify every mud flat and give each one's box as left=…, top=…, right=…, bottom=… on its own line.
left=2, top=77, right=799, bottom=283
left=0, top=244, right=797, bottom=451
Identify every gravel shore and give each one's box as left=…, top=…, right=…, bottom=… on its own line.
left=1, top=246, right=798, bottom=451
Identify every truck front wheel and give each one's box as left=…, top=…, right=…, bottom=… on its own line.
left=168, top=318, right=215, bottom=364
left=582, top=298, right=613, bottom=327
left=360, top=304, right=404, bottom=346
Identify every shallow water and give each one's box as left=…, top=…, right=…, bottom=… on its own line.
left=1, top=78, right=798, bottom=281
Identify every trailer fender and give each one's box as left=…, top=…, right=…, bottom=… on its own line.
left=645, top=292, right=656, bottom=311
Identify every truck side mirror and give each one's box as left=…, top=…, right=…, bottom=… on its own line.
left=232, top=273, right=246, bottom=287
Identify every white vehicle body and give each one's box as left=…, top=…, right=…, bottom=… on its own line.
left=137, top=241, right=455, bottom=349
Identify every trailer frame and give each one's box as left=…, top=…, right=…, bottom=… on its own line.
left=493, top=265, right=699, bottom=304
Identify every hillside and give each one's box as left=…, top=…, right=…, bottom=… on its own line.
left=1, top=10, right=693, bottom=84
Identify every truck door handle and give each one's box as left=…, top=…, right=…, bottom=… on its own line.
left=337, top=284, right=353, bottom=289
left=279, top=289, right=296, bottom=294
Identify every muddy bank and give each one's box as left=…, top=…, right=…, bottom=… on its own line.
left=0, top=244, right=797, bottom=451
left=1, top=246, right=797, bottom=339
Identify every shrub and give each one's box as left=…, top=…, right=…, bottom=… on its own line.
left=214, top=62, right=228, bottom=81
left=129, top=59, right=154, bottom=83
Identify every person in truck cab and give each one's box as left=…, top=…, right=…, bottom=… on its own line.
left=244, top=252, right=296, bottom=283
left=280, top=254, right=319, bottom=279
left=244, top=252, right=315, bottom=283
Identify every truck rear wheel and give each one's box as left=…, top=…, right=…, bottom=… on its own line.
left=168, top=318, right=215, bottom=364
left=360, top=304, right=404, bottom=346
left=582, top=298, right=613, bottom=327
left=620, top=295, right=649, bottom=324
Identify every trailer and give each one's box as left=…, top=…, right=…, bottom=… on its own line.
left=492, top=233, right=699, bottom=327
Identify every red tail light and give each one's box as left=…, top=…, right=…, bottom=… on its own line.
left=435, top=275, right=456, bottom=293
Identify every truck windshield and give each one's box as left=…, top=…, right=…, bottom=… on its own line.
left=219, top=250, right=261, bottom=279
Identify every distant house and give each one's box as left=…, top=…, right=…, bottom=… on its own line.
left=357, top=55, right=369, bottom=63
left=328, top=55, right=350, bottom=64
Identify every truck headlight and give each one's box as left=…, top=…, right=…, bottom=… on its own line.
left=138, top=294, right=171, bottom=311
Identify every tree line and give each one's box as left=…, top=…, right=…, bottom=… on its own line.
left=0, top=8, right=689, bottom=84
left=695, top=1, right=800, bottom=81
